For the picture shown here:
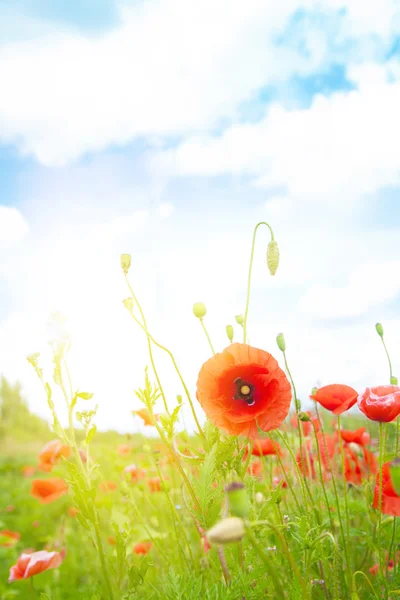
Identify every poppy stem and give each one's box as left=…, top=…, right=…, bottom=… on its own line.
left=124, top=275, right=171, bottom=416
left=245, top=525, right=286, bottom=599
left=378, top=421, right=384, bottom=577
left=243, top=221, right=275, bottom=344
left=199, top=318, right=216, bottom=354
left=337, top=415, right=350, bottom=540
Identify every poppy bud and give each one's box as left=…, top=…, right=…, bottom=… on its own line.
left=298, top=411, right=310, bottom=422
left=267, top=240, right=280, bottom=276
left=389, top=458, right=400, bottom=495
left=123, top=297, right=134, bottom=312
left=225, top=482, right=250, bottom=519
left=255, top=492, right=264, bottom=505
left=276, top=333, right=286, bottom=352
left=311, top=387, right=318, bottom=396
left=226, top=325, right=234, bottom=343
left=375, top=323, right=384, bottom=338
left=120, top=254, right=131, bottom=275
left=206, top=517, right=246, bottom=545
left=391, top=376, right=399, bottom=385
left=193, top=302, right=207, bottom=319
left=235, top=314, right=244, bottom=326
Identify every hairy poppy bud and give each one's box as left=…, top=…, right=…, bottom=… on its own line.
left=120, top=254, right=131, bottom=275
left=389, top=458, right=400, bottom=496
left=226, top=325, right=234, bottom=343
left=193, top=302, right=207, bottom=319
left=276, top=333, right=286, bottom=352
left=225, top=482, right=250, bottom=519
left=206, top=517, right=246, bottom=545
left=375, top=323, right=384, bottom=338
left=391, top=376, right=399, bottom=385
left=267, top=240, right=280, bottom=276
left=123, top=297, right=134, bottom=312
left=298, top=411, right=310, bottom=422
left=235, top=314, right=244, bottom=326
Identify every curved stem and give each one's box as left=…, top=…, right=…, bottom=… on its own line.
left=124, top=275, right=170, bottom=416
left=200, top=318, right=216, bottom=354
left=243, top=221, right=274, bottom=344
left=380, top=337, right=393, bottom=381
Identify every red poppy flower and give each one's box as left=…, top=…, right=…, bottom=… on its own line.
left=9, top=550, right=65, bottom=582
left=372, top=462, right=400, bottom=516
left=296, top=440, right=316, bottom=479
left=117, top=444, right=131, bottom=456
left=339, top=427, right=370, bottom=446
left=133, top=541, right=152, bottom=555
left=148, top=477, right=161, bottom=492
left=0, top=530, right=20, bottom=548
left=315, top=432, right=337, bottom=470
left=310, top=384, right=358, bottom=415
left=38, top=440, right=70, bottom=473
left=68, top=506, right=80, bottom=518
left=133, top=409, right=159, bottom=426
left=124, top=464, right=146, bottom=483
left=21, top=466, right=35, bottom=478
left=108, top=536, right=116, bottom=546
left=99, top=481, right=117, bottom=492
left=251, top=438, right=283, bottom=457
left=31, top=479, right=68, bottom=504
left=196, top=343, right=292, bottom=438
left=248, top=460, right=262, bottom=478
left=358, top=386, right=400, bottom=422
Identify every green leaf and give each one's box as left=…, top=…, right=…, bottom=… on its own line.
left=86, top=425, right=97, bottom=445
left=76, top=392, right=94, bottom=400
left=40, top=595, right=51, bottom=600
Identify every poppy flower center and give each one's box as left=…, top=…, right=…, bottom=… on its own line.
left=233, top=377, right=255, bottom=406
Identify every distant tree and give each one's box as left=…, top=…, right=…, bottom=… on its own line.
left=0, top=377, right=50, bottom=440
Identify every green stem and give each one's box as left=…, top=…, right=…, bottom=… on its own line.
left=243, top=221, right=274, bottom=344
left=124, top=275, right=170, bottom=416
left=337, top=415, right=350, bottom=540
left=312, top=422, right=335, bottom=533
left=378, top=422, right=384, bottom=576
left=245, top=526, right=286, bottom=599
left=127, top=308, right=206, bottom=442
left=381, top=337, right=393, bottom=381
left=352, top=571, right=380, bottom=600
left=200, top=318, right=216, bottom=354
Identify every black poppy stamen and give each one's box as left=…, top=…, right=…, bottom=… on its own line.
left=233, top=377, right=255, bottom=406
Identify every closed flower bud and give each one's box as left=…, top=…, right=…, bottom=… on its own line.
left=226, top=325, right=234, bottom=343
left=206, top=517, right=246, bottom=545
left=276, top=333, right=286, bottom=352
left=255, top=492, right=264, bottom=505
left=235, top=314, right=244, bottom=326
left=267, top=240, right=280, bottom=276
left=375, top=323, right=384, bottom=338
left=193, top=302, right=207, bottom=319
left=225, top=482, right=250, bottom=519
left=391, top=376, right=399, bottom=385
left=120, top=254, right=132, bottom=275
left=123, top=297, right=134, bottom=312
left=389, top=458, right=400, bottom=496
left=298, top=411, right=310, bottom=422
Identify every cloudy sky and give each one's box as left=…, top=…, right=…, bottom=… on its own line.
left=1, top=0, right=400, bottom=432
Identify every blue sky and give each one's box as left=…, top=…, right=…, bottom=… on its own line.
left=1, top=0, right=400, bottom=431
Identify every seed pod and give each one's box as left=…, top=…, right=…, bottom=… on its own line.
left=193, top=302, right=207, bottom=319
left=120, top=254, right=132, bottom=275
left=206, top=517, right=246, bottom=545
left=267, top=240, right=279, bottom=276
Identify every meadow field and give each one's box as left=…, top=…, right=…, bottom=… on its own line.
left=0, top=222, right=399, bottom=600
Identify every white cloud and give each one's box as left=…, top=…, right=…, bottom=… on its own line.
left=154, top=67, right=400, bottom=204
left=0, top=0, right=399, bottom=166
left=0, top=206, right=29, bottom=243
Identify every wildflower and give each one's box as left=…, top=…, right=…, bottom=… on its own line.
left=310, top=384, right=358, bottom=415
left=206, top=517, right=246, bottom=545
left=79, top=448, right=88, bottom=463
left=133, top=408, right=159, bottom=426
left=124, top=464, right=146, bottom=483
left=248, top=460, right=262, bottom=478
left=0, top=530, right=20, bottom=548
left=196, top=343, right=292, bottom=438
left=31, top=479, right=68, bottom=504
left=38, top=440, right=70, bottom=473
left=358, top=386, right=400, bottom=422
left=5, top=505, right=15, bottom=513
left=21, top=465, right=36, bottom=477
left=133, top=541, right=152, bottom=555
left=255, top=492, right=264, bottom=504
left=108, top=537, right=116, bottom=546
left=148, top=477, right=161, bottom=493
left=99, top=481, right=117, bottom=492
left=372, top=462, right=400, bottom=516
left=251, top=438, right=283, bottom=457
left=120, top=254, right=131, bottom=275
left=296, top=440, right=316, bottom=479
left=117, top=444, right=131, bottom=456
left=32, top=521, right=40, bottom=528
left=9, top=550, right=65, bottom=582
left=68, top=507, right=80, bottom=518
left=339, top=427, right=370, bottom=446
